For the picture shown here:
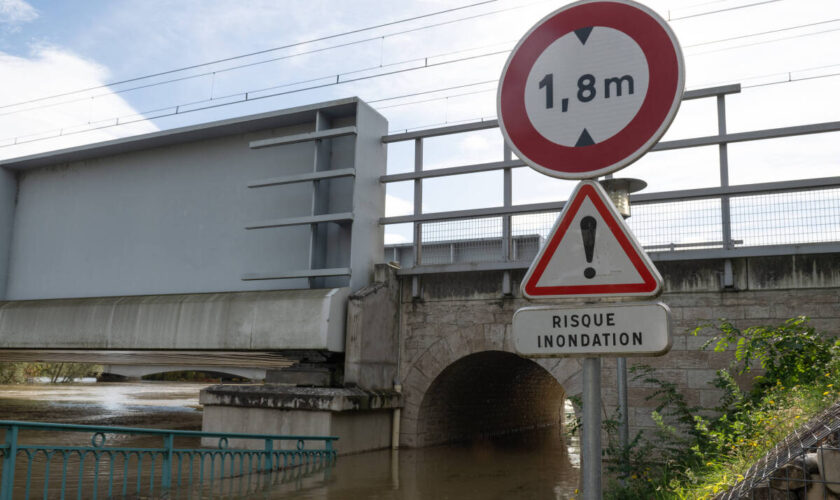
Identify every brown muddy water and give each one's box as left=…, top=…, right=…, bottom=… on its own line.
left=0, top=382, right=580, bottom=499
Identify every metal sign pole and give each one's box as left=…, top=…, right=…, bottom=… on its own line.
left=583, top=357, right=602, bottom=500
left=497, top=4, right=683, bottom=499
left=617, top=357, right=629, bottom=478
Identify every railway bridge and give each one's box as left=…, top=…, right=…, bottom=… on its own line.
left=1, top=85, right=839, bottom=453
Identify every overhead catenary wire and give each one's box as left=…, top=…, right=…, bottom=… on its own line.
left=0, top=48, right=514, bottom=148
left=0, top=0, right=553, bottom=114
left=684, top=17, right=840, bottom=49
left=688, top=24, right=840, bottom=56
left=6, top=55, right=840, bottom=151
left=0, top=0, right=785, bottom=114
left=0, top=0, right=544, bottom=119
left=3, top=9, right=836, bottom=126
left=669, top=0, right=783, bottom=21
left=1, top=0, right=836, bottom=148
left=0, top=0, right=501, bottom=111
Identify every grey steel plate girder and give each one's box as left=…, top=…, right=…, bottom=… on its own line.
left=249, top=126, right=357, bottom=149
left=241, top=267, right=352, bottom=281
left=246, top=212, right=354, bottom=230
left=248, top=168, right=356, bottom=188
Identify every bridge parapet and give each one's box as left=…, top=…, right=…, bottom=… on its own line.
left=380, top=83, right=840, bottom=294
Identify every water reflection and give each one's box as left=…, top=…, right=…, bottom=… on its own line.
left=321, top=429, right=578, bottom=500
left=0, top=382, right=580, bottom=499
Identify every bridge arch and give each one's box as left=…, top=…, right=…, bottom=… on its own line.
left=400, top=334, right=583, bottom=447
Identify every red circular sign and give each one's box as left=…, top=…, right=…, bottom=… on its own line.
left=497, top=0, right=684, bottom=180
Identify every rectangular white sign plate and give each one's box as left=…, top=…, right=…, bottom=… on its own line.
left=512, top=301, right=672, bottom=358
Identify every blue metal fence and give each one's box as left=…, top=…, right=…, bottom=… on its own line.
left=0, top=420, right=337, bottom=499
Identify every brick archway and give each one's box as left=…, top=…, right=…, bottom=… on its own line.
left=399, top=328, right=583, bottom=447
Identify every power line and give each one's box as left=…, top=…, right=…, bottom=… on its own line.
left=371, top=81, right=498, bottom=108
left=684, top=17, right=840, bottom=49
left=688, top=25, right=840, bottom=56
left=0, top=0, right=542, bottom=118
left=0, top=48, right=513, bottom=148
left=0, top=36, right=517, bottom=120
left=0, top=0, right=791, bottom=114
left=5, top=11, right=835, bottom=122
left=2, top=0, right=836, bottom=147
left=0, top=0, right=499, bottom=111
left=669, top=0, right=783, bottom=21
left=7, top=55, right=840, bottom=151
left=0, top=37, right=516, bottom=135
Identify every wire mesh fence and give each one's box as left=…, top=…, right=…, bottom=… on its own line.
left=629, top=198, right=724, bottom=250
left=420, top=217, right=504, bottom=265
left=716, top=401, right=840, bottom=500
left=386, top=185, right=840, bottom=268
left=730, top=187, right=840, bottom=247
left=381, top=84, right=840, bottom=269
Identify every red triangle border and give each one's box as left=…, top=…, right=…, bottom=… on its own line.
left=523, top=183, right=659, bottom=297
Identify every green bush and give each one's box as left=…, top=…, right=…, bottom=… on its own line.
left=700, top=316, right=839, bottom=399
left=600, top=316, right=840, bottom=499
left=0, top=362, right=28, bottom=384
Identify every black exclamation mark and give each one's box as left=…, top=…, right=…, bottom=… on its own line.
left=580, top=216, right=596, bottom=279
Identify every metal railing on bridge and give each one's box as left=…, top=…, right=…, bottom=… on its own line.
left=0, top=420, right=337, bottom=499
left=379, top=83, right=840, bottom=287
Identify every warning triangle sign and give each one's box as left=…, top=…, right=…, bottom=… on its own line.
left=522, top=180, right=662, bottom=299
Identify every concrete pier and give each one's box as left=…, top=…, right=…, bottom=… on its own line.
left=200, top=385, right=402, bottom=455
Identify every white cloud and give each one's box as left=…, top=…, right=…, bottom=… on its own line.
left=0, top=0, right=37, bottom=25
left=385, top=193, right=413, bottom=217
left=384, top=232, right=410, bottom=245
left=0, top=46, right=157, bottom=160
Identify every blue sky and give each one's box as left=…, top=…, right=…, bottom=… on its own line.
left=1, top=0, right=839, bottom=243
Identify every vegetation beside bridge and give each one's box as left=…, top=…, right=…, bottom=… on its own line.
left=590, top=316, right=840, bottom=499
left=0, top=362, right=101, bottom=384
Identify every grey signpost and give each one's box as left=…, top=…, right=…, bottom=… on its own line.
left=497, top=1, right=684, bottom=498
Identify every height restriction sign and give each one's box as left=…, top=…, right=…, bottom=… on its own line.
left=497, top=0, right=685, bottom=179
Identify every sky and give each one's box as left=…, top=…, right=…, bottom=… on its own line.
left=0, top=0, right=838, bottom=245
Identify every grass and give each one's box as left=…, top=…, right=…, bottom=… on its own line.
left=675, top=377, right=840, bottom=499
left=599, top=317, right=840, bottom=500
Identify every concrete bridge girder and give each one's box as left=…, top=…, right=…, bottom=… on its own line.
left=101, top=365, right=268, bottom=381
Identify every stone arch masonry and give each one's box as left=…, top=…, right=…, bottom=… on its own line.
left=394, top=253, right=840, bottom=447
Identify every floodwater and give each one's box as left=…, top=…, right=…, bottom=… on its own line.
left=0, top=382, right=580, bottom=499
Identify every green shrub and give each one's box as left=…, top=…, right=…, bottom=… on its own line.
left=601, top=316, right=840, bottom=499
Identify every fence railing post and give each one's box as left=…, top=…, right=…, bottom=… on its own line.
left=502, top=144, right=513, bottom=295
left=412, top=137, right=424, bottom=298
left=161, top=433, right=173, bottom=489
left=264, top=439, right=274, bottom=472
left=326, top=439, right=334, bottom=462
left=0, top=425, right=19, bottom=500
left=717, top=93, right=733, bottom=249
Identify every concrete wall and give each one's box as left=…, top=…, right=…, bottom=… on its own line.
left=0, top=168, right=15, bottom=298
left=200, top=385, right=400, bottom=455
left=344, top=264, right=400, bottom=390
left=395, top=253, right=840, bottom=446
left=2, top=99, right=386, bottom=300
left=416, top=351, right=565, bottom=447
left=0, top=288, right=348, bottom=351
